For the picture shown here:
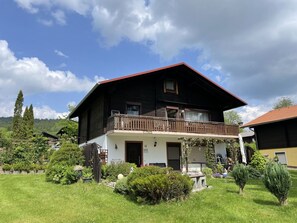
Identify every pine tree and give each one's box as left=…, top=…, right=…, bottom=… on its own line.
left=12, top=90, right=24, bottom=140
left=23, top=104, right=34, bottom=139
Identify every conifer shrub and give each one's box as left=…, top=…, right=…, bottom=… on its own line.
left=126, top=165, right=169, bottom=185
left=263, top=161, right=292, bottom=205
left=128, top=172, right=193, bottom=204
left=231, top=164, right=249, bottom=195
left=45, top=142, right=83, bottom=185
left=246, top=165, right=262, bottom=179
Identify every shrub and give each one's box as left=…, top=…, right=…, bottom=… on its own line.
left=129, top=172, right=193, bottom=204
left=231, top=164, right=249, bottom=195
left=2, top=163, right=12, bottom=172
left=114, top=177, right=129, bottom=195
left=127, top=165, right=169, bottom=185
left=60, top=166, right=80, bottom=185
left=101, top=164, right=107, bottom=179
left=46, top=142, right=84, bottom=185
left=202, top=167, right=213, bottom=178
left=215, top=163, right=224, bottom=174
left=48, top=142, right=84, bottom=167
left=246, top=165, right=262, bottom=179
left=250, top=151, right=267, bottom=173
left=46, top=164, right=80, bottom=185
left=105, top=161, right=137, bottom=182
left=263, top=161, right=292, bottom=205
left=12, top=162, right=30, bottom=172
left=82, top=167, right=93, bottom=179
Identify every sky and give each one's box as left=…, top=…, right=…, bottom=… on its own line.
left=1, top=0, right=297, bottom=123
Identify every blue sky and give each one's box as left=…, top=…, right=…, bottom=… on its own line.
left=1, top=1, right=297, bottom=122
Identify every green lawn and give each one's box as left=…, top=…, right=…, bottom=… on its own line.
left=0, top=172, right=297, bottom=223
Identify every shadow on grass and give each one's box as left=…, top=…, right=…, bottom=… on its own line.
left=253, top=199, right=277, bottom=206
left=226, top=189, right=238, bottom=194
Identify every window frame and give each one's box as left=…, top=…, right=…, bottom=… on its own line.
left=164, top=79, right=178, bottom=94
left=126, top=102, right=142, bottom=116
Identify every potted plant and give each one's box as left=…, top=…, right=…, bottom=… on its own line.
left=82, top=167, right=93, bottom=183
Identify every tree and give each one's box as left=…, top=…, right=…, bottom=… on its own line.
left=12, top=90, right=24, bottom=140
left=273, top=97, right=294, bottom=109
left=224, top=110, right=242, bottom=125
left=232, top=164, right=249, bottom=195
left=263, top=162, right=292, bottom=205
left=23, top=104, right=34, bottom=139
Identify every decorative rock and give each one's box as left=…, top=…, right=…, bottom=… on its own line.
left=118, top=174, right=124, bottom=180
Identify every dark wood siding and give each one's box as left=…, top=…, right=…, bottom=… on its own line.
left=78, top=95, right=104, bottom=144
left=256, top=118, right=297, bottom=149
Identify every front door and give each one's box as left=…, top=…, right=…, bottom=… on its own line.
left=126, top=142, right=142, bottom=167
left=167, top=142, right=181, bottom=170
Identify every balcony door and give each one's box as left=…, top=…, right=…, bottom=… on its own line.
left=167, top=142, right=181, bottom=170
left=126, top=141, right=143, bottom=167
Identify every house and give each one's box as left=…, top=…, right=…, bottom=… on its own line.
left=69, top=63, right=246, bottom=171
left=242, top=105, right=297, bottom=168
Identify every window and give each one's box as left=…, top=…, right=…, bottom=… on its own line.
left=164, top=79, right=178, bottom=94
left=184, top=110, right=209, bottom=122
left=166, top=107, right=179, bottom=119
left=126, top=103, right=141, bottom=115
left=275, top=152, right=287, bottom=165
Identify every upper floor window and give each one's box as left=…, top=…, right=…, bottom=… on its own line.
left=126, top=103, right=141, bottom=115
left=164, top=79, right=178, bottom=94
left=184, top=110, right=209, bottom=122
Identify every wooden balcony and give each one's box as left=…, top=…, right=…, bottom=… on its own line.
left=107, top=114, right=239, bottom=136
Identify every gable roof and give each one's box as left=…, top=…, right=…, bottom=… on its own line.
left=69, top=62, right=246, bottom=118
left=242, top=105, right=297, bottom=128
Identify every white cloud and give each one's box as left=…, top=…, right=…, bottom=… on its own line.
left=14, top=1, right=297, bottom=112
left=54, top=49, right=68, bottom=58
left=37, top=18, right=53, bottom=26
left=52, top=9, right=66, bottom=25
left=0, top=40, right=105, bottom=117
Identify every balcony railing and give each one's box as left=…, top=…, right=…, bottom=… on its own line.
left=107, top=114, right=239, bottom=136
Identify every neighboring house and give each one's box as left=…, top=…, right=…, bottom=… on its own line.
left=242, top=105, right=297, bottom=168
left=69, top=63, right=246, bottom=170
left=40, top=132, right=59, bottom=150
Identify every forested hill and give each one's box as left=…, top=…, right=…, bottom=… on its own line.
left=0, top=117, right=61, bottom=135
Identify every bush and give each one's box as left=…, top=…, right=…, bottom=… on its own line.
left=82, top=167, right=93, bottom=179
left=2, top=163, right=12, bottom=171
left=263, top=161, right=292, bottom=205
left=250, top=151, right=267, bottom=173
left=246, top=165, right=262, bottom=179
left=46, top=142, right=84, bottom=185
left=129, top=172, right=193, bottom=204
left=105, top=161, right=137, bottom=182
left=215, top=163, right=224, bottom=174
left=46, top=164, right=80, bottom=185
left=127, top=165, right=169, bottom=185
left=114, top=177, right=129, bottom=195
left=48, top=142, right=84, bottom=167
left=202, top=167, right=213, bottom=178
left=231, top=164, right=249, bottom=195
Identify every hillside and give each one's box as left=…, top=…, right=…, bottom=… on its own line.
left=0, top=117, right=61, bottom=135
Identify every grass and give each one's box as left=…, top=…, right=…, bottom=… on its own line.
left=0, top=172, right=297, bottom=223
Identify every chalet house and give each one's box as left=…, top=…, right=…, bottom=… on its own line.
left=69, top=63, right=246, bottom=170
left=243, top=105, right=297, bottom=168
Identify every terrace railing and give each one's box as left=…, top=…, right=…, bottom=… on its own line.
left=107, top=114, right=239, bottom=136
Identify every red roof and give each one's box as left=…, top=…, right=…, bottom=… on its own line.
left=242, top=105, right=297, bottom=127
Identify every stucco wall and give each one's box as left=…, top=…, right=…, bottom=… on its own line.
left=83, top=134, right=227, bottom=169
left=260, top=147, right=297, bottom=167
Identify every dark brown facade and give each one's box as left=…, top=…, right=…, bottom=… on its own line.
left=255, top=118, right=297, bottom=150
left=70, top=63, right=246, bottom=144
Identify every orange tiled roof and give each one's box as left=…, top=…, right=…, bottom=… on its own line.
left=242, top=105, right=297, bottom=127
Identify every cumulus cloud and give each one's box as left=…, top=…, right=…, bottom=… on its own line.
left=14, top=0, right=297, bottom=121
left=0, top=40, right=105, bottom=117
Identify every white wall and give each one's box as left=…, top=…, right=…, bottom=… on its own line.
left=82, top=134, right=227, bottom=168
